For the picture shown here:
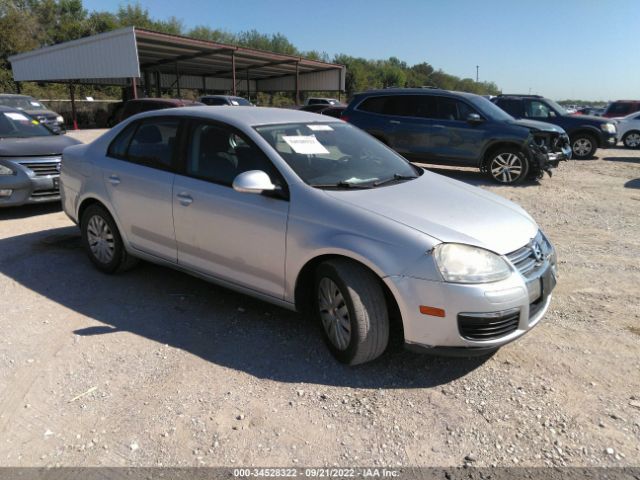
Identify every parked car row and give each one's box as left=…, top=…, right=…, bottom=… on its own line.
left=0, top=94, right=65, bottom=132
left=341, top=88, right=572, bottom=184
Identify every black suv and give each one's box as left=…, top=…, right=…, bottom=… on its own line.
left=342, top=88, right=571, bottom=184
left=492, top=95, right=618, bottom=159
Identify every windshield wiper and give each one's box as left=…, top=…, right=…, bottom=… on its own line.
left=312, top=181, right=373, bottom=190
left=373, top=173, right=418, bottom=187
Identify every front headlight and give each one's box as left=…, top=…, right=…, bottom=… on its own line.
left=56, top=115, right=64, bottom=124
left=433, top=243, right=512, bottom=284
left=0, top=164, right=14, bottom=175
left=600, top=122, right=616, bottom=134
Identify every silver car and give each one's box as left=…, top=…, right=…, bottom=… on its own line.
left=61, top=107, right=557, bottom=365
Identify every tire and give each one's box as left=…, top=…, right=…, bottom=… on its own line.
left=80, top=204, right=138, bottom=274
left=486, top=148, right=529, bottom=184
left=570, top=134, right=597, bottom=159
left=622, top=130, right=640, bottom=149
left=314, top=259, right=389, bottom=365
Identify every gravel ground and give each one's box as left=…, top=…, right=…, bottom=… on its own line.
left=0, top=130, right=638, bottom=468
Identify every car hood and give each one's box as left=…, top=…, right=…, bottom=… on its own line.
left=324, top=171, right=538, bottom=255
left=510, top=119, right=565, bottom=133
left=0, top=135, right=80, bottom=157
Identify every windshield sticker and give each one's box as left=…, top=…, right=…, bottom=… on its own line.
left=4, top=112, right=30, bottom=121
left=231, top=100, right=240, bottom=106
left=30, top=101, right=42, bottom=107
left=307, top=124, right=334, bottom=131
left=282, top=135, right=330, bottom=155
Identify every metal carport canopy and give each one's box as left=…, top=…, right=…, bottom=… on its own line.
left=8, top=26, right=346, bottom=95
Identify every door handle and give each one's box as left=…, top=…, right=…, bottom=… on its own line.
left=389, top=120, right=401, bottom=125
left=176, top=192, right=193, bottom=206
left=108, top=174, right=121, bottom=185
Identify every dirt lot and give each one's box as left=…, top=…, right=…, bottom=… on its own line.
left=0, top=130, right=638, bottom=468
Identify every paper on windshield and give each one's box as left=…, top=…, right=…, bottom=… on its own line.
left=282, top=135, right=329, bottom=155
left=307, top=124, right=334, bottom=131
left=30, top=101, right=42, bottom=107
left=4, top=112, right=29, bottom=121
left=231, top=100, right=240, bottom=106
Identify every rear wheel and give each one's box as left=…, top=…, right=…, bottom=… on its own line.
left=571, top=134, right=597, bottom=159
left=80, top=204, right=137, bottom=273
left=486, top=148, right=529, bottom=184
left=622, top=131, right=640, bottom=149
left=314, top=259, right=389, bottom=365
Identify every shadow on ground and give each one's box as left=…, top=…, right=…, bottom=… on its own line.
left=420, top=165, right=541, bottom=187
left=604, top=156, right=640, bottom=164
left=0, top=202, right=61, bottom=220
left=624, top=179, right=640, bottom=189
left=0, top=226, right=491, bottom=389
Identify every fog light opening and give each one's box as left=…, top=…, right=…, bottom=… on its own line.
left=419, top=305, right=446, bottom=317
left=0, top=189, right=13, bottom=197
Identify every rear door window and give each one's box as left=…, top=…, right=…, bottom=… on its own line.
left=126, top=118, right=180, bottom=169
left=495, top=99, right=523, bottom=117
left=357, top=96, right=388, bottom=114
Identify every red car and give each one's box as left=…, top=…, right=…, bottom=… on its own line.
left=110, top=98, right=202, bottom=125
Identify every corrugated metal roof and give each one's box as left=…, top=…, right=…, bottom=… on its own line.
left=8, top=27, right=345, bottom=92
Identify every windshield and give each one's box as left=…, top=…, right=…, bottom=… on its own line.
left=255, top=122, right=419, bottom=189
left=0, top=96, right=47, bottom=111
left=545, top=99, right=568, bottom=115
left=469, top=96, right=514, bottom=122
left=0, top=111, right=53, bottom=138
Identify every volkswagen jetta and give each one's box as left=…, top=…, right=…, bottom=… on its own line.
left=61, top=107, right=557, bottom=365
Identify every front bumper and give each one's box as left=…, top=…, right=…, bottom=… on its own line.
left=600, top=132, right=618, bottom=148
left=385, top=247, right=556, bottom=353
left=529, top=135, right=572, bottom=174
left=0, top=158, right=61, bottom=207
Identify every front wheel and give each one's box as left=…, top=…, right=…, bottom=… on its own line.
left=486, top=149, right=529, bottom=184
left=622, top=131, right=640, bottom=149
left=571, top=134, right=597, bottom=159
left=314, top=259, right=389, bottom=365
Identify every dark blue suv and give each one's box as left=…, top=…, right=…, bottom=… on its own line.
left=342, top=88, right=571, bottom=184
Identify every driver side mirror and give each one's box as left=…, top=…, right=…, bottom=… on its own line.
left=232, top=170, right=277, bottom=194
left=466, top=113, right=484, bottom=124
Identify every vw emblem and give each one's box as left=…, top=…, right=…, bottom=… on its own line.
left=532, top=242, right=543, bottom=262
left=56, top=163, right=61, bottom=173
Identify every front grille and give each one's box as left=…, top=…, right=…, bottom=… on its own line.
left=507, top=244, right=539, bottom=277
left=507, top=233, right=548, bottom=278
left=458, top=310, right=520, bottom=341
left=19, top=160, right=60, bottom=177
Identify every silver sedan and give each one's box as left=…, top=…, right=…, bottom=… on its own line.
left=61, top=106, right=557, bottom=365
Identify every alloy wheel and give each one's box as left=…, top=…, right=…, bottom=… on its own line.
left=86, top=214, right=115, bottom=264
left=624, top=133, right=640, bottom=148
left=318, top=277, right=351, bottom=351
left=490, top=152, right=524, bottom=184
left=573, top=138, right=593, bottom=157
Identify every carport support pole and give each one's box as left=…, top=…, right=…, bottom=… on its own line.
left=175, top=63, right=181, bottom=98
left=131, top=77, right=138, bottom=99
left=232, top=52, right=237, bottom=96
left=246, top=69, right=250, bottom=102
left=295, top=61, right=300, bottom=105
left=69, top=83, right=78, bottom=131
left=155, top=71, right=161, bottom=97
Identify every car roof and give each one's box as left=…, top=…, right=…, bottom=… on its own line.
left=131, top=105, right=342, bottom=127
left=355, top=88, right=481, bottom=100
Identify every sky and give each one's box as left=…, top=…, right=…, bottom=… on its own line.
left=83, top=0, right=639, bottom=101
